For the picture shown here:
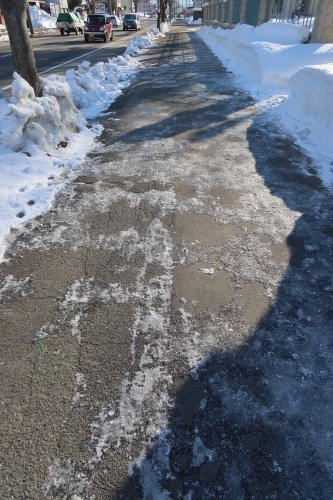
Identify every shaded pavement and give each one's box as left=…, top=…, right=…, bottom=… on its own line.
left=1, top=21, right=333, bottom=499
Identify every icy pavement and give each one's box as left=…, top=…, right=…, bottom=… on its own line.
left=1, top=22, right=333, bottom=498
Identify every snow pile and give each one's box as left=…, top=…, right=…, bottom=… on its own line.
left=198, top=22, right=313, bottom=86
left=276, top=62, right=333, bottom=183
left=29, top=5, right=57, bottom=29
left=66, top=56, right=139, bottom=118
left=0, top=72, right=84, bottom=154
left=66, top=27, right=168, bottom=118
left=198, top=21, right=333, bottom=187
left=187, top=17, right=202, bottom=26
left=125, top=30, right=160, bottom=55
left=159, top=22, right=170, bottom=34
left=0, top=26, right=168, bottom=261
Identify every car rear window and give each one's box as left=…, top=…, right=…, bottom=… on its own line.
left=57, top=13, right=73, bottom=22
left=87, top=15, right=106, bottom=24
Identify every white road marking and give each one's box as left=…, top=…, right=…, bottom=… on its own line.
left=2, top=44, right=115, bottom=91
left=38, top=45, right=111, bottom=75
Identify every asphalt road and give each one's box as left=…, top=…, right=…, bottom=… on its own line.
left=0, top=18, right=156, bottom=92
left=1, top=21, right=333, bottom=499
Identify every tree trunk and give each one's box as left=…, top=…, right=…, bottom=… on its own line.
left=157, top=0, right=168, bottom=28
left=0, top=0, right=42, bottom=96
left=311, top=0, right=333, bottom=43
left=161, top=1, right=166, bottom=23
left=157, top=10, right=161, bottom=30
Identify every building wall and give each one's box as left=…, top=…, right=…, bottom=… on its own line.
left=137, top=0, right=154, bottom=13
left=122, top=0, right=134, bottom=12
left=202, top=0, right=274, bottom=27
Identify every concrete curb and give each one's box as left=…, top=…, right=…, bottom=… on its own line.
left=28, top=27, right=58, bottom=38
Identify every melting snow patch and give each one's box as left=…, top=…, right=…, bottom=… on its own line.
left=191, top=436, right=216, bottom=467
left=0, top=274, right=30, bottom=301
left=199, top=267, right=214, bottom=275
left=43, top=458, right=88, bottom=498
left=72, top=372, right=87, bottom=406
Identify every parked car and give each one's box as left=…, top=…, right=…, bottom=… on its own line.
left=110, top=15, right=121, bottom=27
left=123, top=13, right=141, bottom=31
left=56, top=12, right=84, bottom=36
left=84, top=14, right=113, bottom=43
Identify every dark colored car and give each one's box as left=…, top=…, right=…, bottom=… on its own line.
left=123, top=13, right=141, bottom=31
left=84, top=14, right=113, bottom=43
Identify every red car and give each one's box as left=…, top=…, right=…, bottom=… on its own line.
left=84, top=14, right=113, bottom=43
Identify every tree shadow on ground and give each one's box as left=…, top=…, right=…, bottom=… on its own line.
left=102, top=31, right=254, bottom=149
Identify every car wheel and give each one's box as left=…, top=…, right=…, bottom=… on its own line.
left=66, top=30, right=70, bottom=35
left=60, top=28, right=64, bottom=36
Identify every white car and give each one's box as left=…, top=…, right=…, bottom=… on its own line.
left=110, top=15, right=121, bottom=27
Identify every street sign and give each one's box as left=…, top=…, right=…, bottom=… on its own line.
left=95, top=3, right=106, bottom=14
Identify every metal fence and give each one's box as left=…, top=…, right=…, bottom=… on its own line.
left=271, top=0, right=318, bottom=29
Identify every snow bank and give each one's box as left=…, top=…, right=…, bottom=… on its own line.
left=198, top=22, right=317, bottom=87
left=66, top=55, right=139, bottom=118
left=276, top=63, right=333, bottom=186
left=187, top=17, right=202, bottom=26
left=29, top=6, right=57, bottom=29
left=246, top=20, right=309, bottom=44
left=198, top=22, right=333, bottom=187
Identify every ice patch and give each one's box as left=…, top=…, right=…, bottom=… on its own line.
left=191, top=436, right=216, bottom=467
